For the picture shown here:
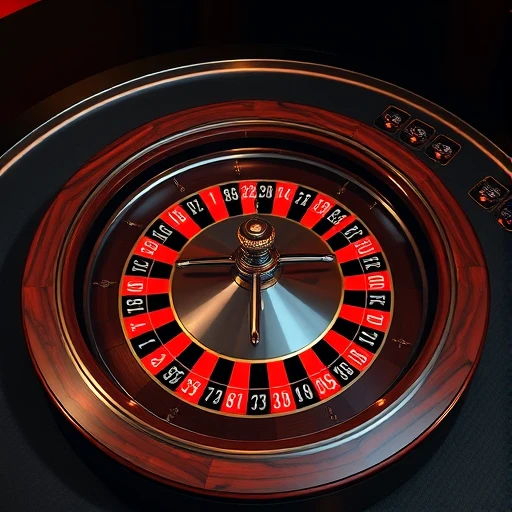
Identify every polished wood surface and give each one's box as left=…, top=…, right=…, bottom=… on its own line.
left=22, top=100, right=489, bottom=499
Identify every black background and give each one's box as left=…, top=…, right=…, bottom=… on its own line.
left=1, top=1, right=511, bottom=154
left=0, top=1, right=510, bottom=511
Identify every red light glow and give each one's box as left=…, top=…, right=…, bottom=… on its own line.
left=0, top=0, right=40, bottom=20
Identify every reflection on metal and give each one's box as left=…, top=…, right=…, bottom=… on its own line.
left=280, top=254, right=334, bottom=264
left=172, top=215, right=343, bottom=361
left=234, top=217, right=280, bottom=288
left=175, top=216, right=337, bottom=350
left=176, top=257, right=234, bottom=268
left=251, top=272, right=262, bottom=346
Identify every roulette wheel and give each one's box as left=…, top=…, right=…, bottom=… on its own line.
left=1, top=44, right=510, bottom=512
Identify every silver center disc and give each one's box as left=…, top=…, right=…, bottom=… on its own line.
left=171, top=215, right=343, bottom=361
